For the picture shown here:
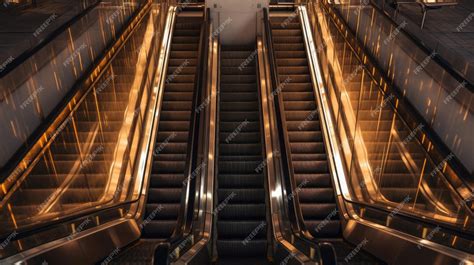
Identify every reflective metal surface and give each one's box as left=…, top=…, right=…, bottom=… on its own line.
left=258, top=27, right=323, bottom=265
left=171, top=14, right=217, bottom=265
left=0, top=0, right=149, bottom=173
left=0, top=0, right=172, bottom=260
left=321, top=0, right=473, bottom=174
left=299, top=1, right=473, bottom=262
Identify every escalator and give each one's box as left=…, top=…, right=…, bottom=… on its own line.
left=332, top=35, right=434, bottom=207
left=268, top=14, right=381, bottom=264
left=141, top=12, right=203, bottom=240
left=0, top=4, right=209, bottom=264
left=215, top=46, right=270, bottom=264
left=0, top=29, right=145, bottom=230
left=265, top=3, right=474, bottom=264
left=108, top=8, right=206, bottom=264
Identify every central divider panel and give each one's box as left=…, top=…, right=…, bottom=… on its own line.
left=215, top=46, right=270, bottom=264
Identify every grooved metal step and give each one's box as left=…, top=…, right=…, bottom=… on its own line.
left=216, top=47, right=269, bottom=263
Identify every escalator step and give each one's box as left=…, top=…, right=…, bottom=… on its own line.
left=304, top=220, right=341, bottom=238
left=292, top=161, right=329, bottom=174
left=218, top=204, right=266, bottom=220
left=216, top=240, right=267, bottom=258
left=142, top=13, right=202, bottom=240
left=141, top=220, right=177, bottom=239
left=218, top=174, right=264, bottom=189
left=300, top=204, right=339, bottom=219
left=216, top=47, right=268, bottom=261
left=218, top=160, right=263, bottom=172
left=150, top=174, right=185, bottom=187
left=294, top=174, right=332, bottom=187
left=218, top=220, right=267, bottom=239
left=147, top=188, right=181, bottom=203
left=217, top=189, right=265, bottom=204
left=298, top=188, right=335, bottom=203
left=145, top=203, right=180, bottom=220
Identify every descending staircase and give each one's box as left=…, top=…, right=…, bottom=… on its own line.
left=141, top=14, right=203, bottom=239
left=328, top=25, right=456, bottom=212
left=270, top=15, right=381, bottom=264
left=1, top=34, right=145, bottom=230
left=215, top=46, right=270, bottom=264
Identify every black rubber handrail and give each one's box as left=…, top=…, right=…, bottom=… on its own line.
left=169, top=6, right=210, bottom=247
left=0, top=0, right=101, bottom=79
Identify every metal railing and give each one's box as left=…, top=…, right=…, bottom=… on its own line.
left=316, top=0, right=474, bottom=178
left=302, top=0, right=473, bottom=256
left=0, top=0, right=148, bottom=180
left=168, top=4, right=210, bottom=252
left=0, top=1, right=170, bottom=260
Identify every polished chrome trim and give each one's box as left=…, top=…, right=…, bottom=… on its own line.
left=5, top=219, right=140, bottom=264
left=0, top=5, right=178, bottom=264
left=257, top=33, right=320, bottom=265
left=172, top=19, right=218, bottom=265
left=134, top=5, right=178, bottom=222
